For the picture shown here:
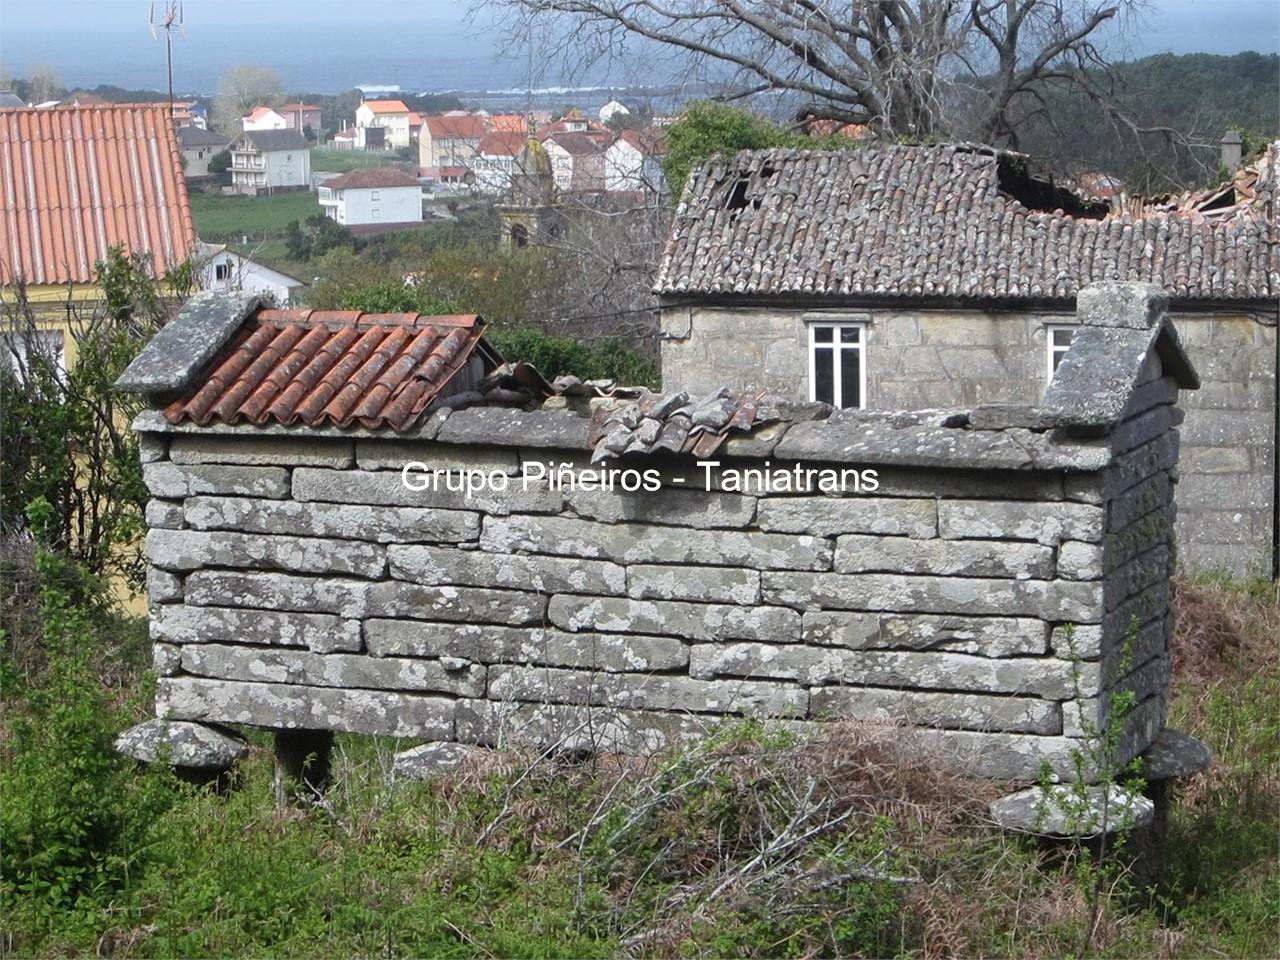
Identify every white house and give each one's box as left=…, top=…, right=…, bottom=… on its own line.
left=229, top=130, right=312, bottom=195
left=598, top=98, right=631, bottom=124
left=197, top=243, right=306, bottom=304
left=542, top=132, right=606, bottom=192
left=318, top=168, right=423, bottom=228
left=472, top=131, right=526, bottom=195
left=242, top=106, right=288, bottom=132
left=355, top=99, right=412, bottom=149
left=604, top=129, right=667, bottom=193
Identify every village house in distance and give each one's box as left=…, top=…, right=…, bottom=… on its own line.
left=655, top=142, right=1279, bottom=579
left=318, top=168, right=424, bottom=231
left=228, top=129, right=311, bottom=195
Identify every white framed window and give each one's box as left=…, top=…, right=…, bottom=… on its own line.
left=808, top=321, right=866, bottom=408
left=1047, top=325, right=1076, bottom=379
left=215, top=261, right=232, bottom=282
left=371, top=189, right=380, bottom=200
left=371, top=207, right=381, bottom=220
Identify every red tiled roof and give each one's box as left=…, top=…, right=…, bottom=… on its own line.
left=617, top=128, right=666, bottom=156
left=279, top=103, right=321, bottom=112
left=479, top=131, right=526, bottom=157
left=323, top=167, right=421, bottom=190
left=545, top=131, right=604, bottom=156
left=0, top=103, right=196, bottom=285
left=164, top=309, right=493, bottom=431
left=425, top=114, right=486, bottom=140
left=244, top=105, right=280, bottom=121
left=488, top=114, right=528, bottom=133
left=363, top=99, right=411, bottom=115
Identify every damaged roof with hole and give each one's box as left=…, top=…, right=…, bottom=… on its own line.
left=655, top=143, right=1278, bottom=303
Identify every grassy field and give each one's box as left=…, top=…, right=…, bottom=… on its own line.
left=189, top=190, right=321, bottom=243
left=3, top=574, right=1276, bottom=957
left=311, top=148, right=417, bottom=174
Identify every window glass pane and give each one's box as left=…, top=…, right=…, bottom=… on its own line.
left=813, top=347, right=834, bottom=403
left=840, top=349, right=861, bottom=409
left=1051, top=349, right=1067, bottom=372
left=1052, top=327, right=1074, bottom=347
left=813, top=326, right=833, bottom=343
left=840, top=326, right=860, bottom=343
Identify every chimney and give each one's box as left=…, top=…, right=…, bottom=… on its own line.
left=1220, top=130, right=1243, bottom=171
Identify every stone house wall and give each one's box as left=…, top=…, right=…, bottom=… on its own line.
left=135, top=336, right=1184, bottom=780
left=658, top=301, right=1277, bottom=578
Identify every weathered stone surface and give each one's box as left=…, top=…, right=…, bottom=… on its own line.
left=1063, top=655, right=1170, bottom=737
left=626, top=564, right=760, bottom=605
left=152, top=642, right=182, bottom=675
left=138, top=433, right=168, bottom=463
left=144, top=462, right=289, bottom=499
left=388, top=544, right=624, bottom=595
left=565, top=487, right=757, bottom=528
left=157, top=677, right=455, bottom=739
left=145, top=499, right=185, bottom=529
left=692, top=642, right=1085, bottom=699
left=364, top=621, right=688, bottom=672
left=185, top=496, right=480, bottom=544
left=1058, top=541, right=1104, bottom=581
left=1139, top=728, right=1212, bottom=780
left=151, top=603, right=363, bottom=653
left=457, top=699, right=723, bottom=753
left=115, top=290, right=259, bottom=393
left=115, top=718, right=248, bottom=768
left=804, top=612, right=1047, bottom=656
left=1076, top=281, right=1168, bottom=331
left=147, top=528, right=386, bottom=578
left=1043, top=325, right=1168, bottom=427
left=756, top=497, right=937, bottom=539
left=1110, top=404, right=1179, bottom=456
left=938, top=500, right=1104, bottom=545
left=1106, top=508, right=1173, bottom=573
left=394, top=741, right=475, bottom=780
left=810, top=686, right=1061, bottom=734
left=293, top=467, right=562, bottom=515
left=435, top=407, right=593, bottom=449
left=1105, top=546, right=1171, bottom=611
left=835, top=535, right=1054, bottom=579
left=184, top=571, right=370, bottom=619
left=169, top=435, right=354, bottom=468
left=1108, top=473, right=1172, bottom=534
left=859, top=467, right=1064, bottom=502
left=763, top=571, right=1103, bottom=623
left=357, top=440, right=520, bottom=473
left=147, top=567, right=183, bottom=603
left=990, top=785, right=1154, bottom=837
left=482, top=515, right=831, bottom=570
left=181, top=643, right=486, bottom=697
left=487, top=666, right=808, bottom=718
left=365, top=581, right=545, bottom=625
left=548, top=594, right=800, bottom=642
left=1049, top=624, right=1105, bottom=660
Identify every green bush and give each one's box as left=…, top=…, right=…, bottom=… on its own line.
left=487, top=326, right=658, bottom=387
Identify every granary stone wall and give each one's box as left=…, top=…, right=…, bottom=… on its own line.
left=659, top=301, right=1277, bottom=578
left=134, top=299, right=1190, bottom=780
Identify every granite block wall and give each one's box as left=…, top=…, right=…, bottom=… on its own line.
left=137, top=358, right=1183, bottom=780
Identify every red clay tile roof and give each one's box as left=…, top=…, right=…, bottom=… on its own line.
left=363, top=99, right=411, bottom=115
left=479, top=131, right=526, bottom=157
left=488, top=114, right=528, bottom=133
left=617, top=128, right=666, bottom=156
left=0, top=103, right=196, bottom=285
left=656, top=143, right=1279, bottom=302
left=323, top=168, right=421, bottom=190
left=425, top=114, right=487, bottom=140
left=244, top=105, right=281, bottom=121
left=164, top=308, right=495, bottom=431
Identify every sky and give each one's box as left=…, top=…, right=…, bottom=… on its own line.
left=0, top=0, right=1277, bottom=95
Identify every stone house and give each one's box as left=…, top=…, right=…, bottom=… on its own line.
left=113, top=284, right=1198, bottom=788
left=229, top=129, right=311, bottom=195
left=655, top=144, right=1279, bottom=579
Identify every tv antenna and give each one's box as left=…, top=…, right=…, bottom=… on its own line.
left=150, top=1, right=185, bottom=112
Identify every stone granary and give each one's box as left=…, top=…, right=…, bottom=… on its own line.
left=656, top=143, right=1280, bottom=579
left=114, top=284, right=1208, bottom=797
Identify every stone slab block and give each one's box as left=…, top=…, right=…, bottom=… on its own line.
left=990, top=785, right=1153, bottom=837
left=548, top=594, right=800, bottom=642
left=115, top=718, right=248, bottom=768
left=365, top=581, right=546, bottom=625
left=835, top=535, right=1054, bottom=579
left=565, top=487, right=757, bottom=528
left=1058, top=541, right=1104, bottom=581
left=169, top=435, right=354, bottom=468
left=144, top=462, right=289, bottom=499
left=150, top=603, right=363, bottom=653
left=147, top=528, right=386, bottom=579
left=153, top=642, right=182, bottom=675
left=293, top=467, right=562, bottom=515
left=804, top=612, right=1047, bottom=656
left=626, top=564, right=760, bottom=605
left=482, top=515, right=831, bottom=571
left=183, top=570, right=370, bottom=619
left=756, top=497, right=937, bottom=539
left=388, top=544, right=624, bottom=595
left=456, top=699, right=722, bottom=753
left=184, top=495, right=480, bottom=544
left=394, top=741, right=475, bottom=780
left=357, top=440, right=521, bottom=473
left=157, top=677, right=455, bottom=739
left=810, top=686, right=1061, bottom=734
left=147, top=567, right=183, bottom=603
left=145, top=499, right=184, bottom=529
left=938, top=500, right=1104, bottom=545
left=180, top=643, right=486, bottom=697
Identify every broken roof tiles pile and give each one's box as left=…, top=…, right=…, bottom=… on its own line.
left=655, top=143, right=1278, bottom=302
left=588, top=387, right=763, bottom=461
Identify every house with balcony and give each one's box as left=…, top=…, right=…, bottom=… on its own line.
left=229, top=129, right=311, bottom=195
left=355, top=99, right=412, bottom=149
left=318, top=167, right=422, bottom=230
left=472, top=131, right=526, bottom=195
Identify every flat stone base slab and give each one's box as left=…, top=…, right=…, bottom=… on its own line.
left=115, top=719, right=248, bottom=769
left=1140, top=728, right=1212, bottom=780
left=393, top=741, right=475, bottom=781
left=990, top=784, right=1154, bottom=837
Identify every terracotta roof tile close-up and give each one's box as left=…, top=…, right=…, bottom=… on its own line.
left=656, top=143, right=1279, bottom=303
left=0, top=103, right=196, bottom=285
left=165, top=308, right=496, bottom=431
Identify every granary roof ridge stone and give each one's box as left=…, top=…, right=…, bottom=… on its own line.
left=655, top=142, right=1277, bottom=302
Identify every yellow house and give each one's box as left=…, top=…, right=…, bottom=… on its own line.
left=1, top=103, right=197, bottom=610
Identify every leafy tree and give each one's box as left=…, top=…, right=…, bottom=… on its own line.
left=212, top=64, right=283, bottom=135
left=207, top=148, right=232, bottom=181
